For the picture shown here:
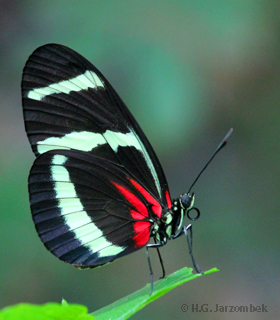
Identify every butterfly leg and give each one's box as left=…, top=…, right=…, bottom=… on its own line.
left=171, top=224, right=203, bottom=274
left=154, top=238, right=165, bottom=279
left=184, top=224, right=203, bottom=274
left=146, top=242, right=165, bottom=295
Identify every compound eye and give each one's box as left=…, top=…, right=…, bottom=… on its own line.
left=180, top=193, right=194, bottom=210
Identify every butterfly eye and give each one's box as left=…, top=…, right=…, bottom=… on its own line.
left=180, top=192, right=195, bottom=210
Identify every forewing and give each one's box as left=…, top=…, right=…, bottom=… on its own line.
left=29, top=149, right=165, bottom=267
left=22, top=44, right=170, bottom=203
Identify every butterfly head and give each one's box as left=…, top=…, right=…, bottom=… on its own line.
left=179, top=192, right=200, bottom=221
left=180, top=192, right=195, bottom=211
left=164, top=193, right=198, bottom=241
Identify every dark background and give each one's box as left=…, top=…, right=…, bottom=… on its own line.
left=1, top=2, right=279, bottom=319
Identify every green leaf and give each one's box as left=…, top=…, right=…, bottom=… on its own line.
left=93, top=267, right=218, bottom=320
left=0, top=301, right=94, bottom=320
left=0, top=268, right=217, bottom=320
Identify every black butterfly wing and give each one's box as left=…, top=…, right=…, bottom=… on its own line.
left=21, top=44, right=171, bottom=206
left=29, top=149, right=165, bottom=267
left=22, top=44, right=174, bottom=266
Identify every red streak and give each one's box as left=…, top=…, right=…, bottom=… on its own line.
left=111, top=181, right=152, bottom=247
left=130, top=209, right=145, bottom=220
left=133, top=221, right=151, bottom=247
left=129, top=179, right=162, bottom=218
left=111, top=182, right=148, bottom=218
left=165, top=190, right=172, bottom=209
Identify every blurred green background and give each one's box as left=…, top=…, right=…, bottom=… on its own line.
left=1, top=1, right=279, bottom=319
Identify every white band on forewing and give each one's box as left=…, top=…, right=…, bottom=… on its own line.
left=27, top=70, right=104, bottom=101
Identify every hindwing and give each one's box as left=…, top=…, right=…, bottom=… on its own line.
left=29, top=149, right=164, bottom=267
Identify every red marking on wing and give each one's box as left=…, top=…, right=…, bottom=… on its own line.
left=111, top=182, right=148, bottom=218
left=165, top=190, right=172, bottom=209
left=129, top=179, right=162, bottom=218
left=130, top=209, right=145, bottom=220
left=133, top=221, right=151, bottom=247
left=111, top=181, right=152, bottom=247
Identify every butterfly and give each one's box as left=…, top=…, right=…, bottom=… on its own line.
left=21, top=44, right=232, bottom=293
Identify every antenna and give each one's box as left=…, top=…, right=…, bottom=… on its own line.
left=188, top=128, right=233, bottom=193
